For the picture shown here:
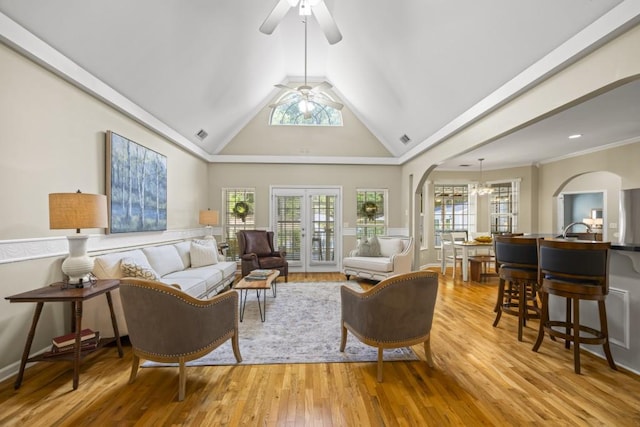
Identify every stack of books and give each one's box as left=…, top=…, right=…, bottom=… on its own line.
left=245, top=269, right=274, bottom=281
left=51, top=328, right=100, bottom=354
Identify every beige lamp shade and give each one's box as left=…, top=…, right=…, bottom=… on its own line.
left=199, top=209, right=219, bottom=226
left=49, top=192, right=108, bottom=231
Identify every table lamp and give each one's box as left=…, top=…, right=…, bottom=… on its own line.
left=199, top=209, right=219, bottom=240
left=49, top=191, right=108, bottom=286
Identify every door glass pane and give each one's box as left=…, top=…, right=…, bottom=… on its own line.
left=275, top=196, right=301, bottom=261
left=311, top=195, right=335, bottom=262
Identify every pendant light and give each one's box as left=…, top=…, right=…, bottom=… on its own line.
left=470, top=158, right=494, bottom=196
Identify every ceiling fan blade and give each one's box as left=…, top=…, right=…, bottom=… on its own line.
left=311, top=1, right=342, bottom=45
left=275, top=83, right=296, bottom=91
left=315, top=98, right=344, bottom=110
left=259, top=0, right=293, bottom=35
left=310, top=81, right=332, bottom=93
left=269, top=98, right=291, bottom=108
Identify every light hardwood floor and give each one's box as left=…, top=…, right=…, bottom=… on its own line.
left=1, top=271, right=639, bottom=426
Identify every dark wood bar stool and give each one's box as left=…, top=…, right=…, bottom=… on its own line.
left=493, top=236, right=540, bottom=341
left=532, top=239, right=616, bottom=374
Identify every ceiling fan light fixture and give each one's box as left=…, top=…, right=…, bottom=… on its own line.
left=298, top=99, right=314, bottom=113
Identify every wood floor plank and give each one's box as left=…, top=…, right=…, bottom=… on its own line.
left=1, top=271, right=639, bottom=426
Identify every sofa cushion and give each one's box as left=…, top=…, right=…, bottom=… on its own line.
left=356, top=236, right=381, bottom=257
left=93, top=249, right=149, bottom=279
left=343, top=256, right=393, bottom=273
left=158, top=275, right=207, bottom=298
left=191, top=241, right=218, bottom=267
left=142, top=245, right=185, bottom=277
left=379, top=238, right=404, bottom=257
left=121, top=257, right=160, bottom=280
left=162, top=267, right=223, bottom=296
left=209, top=261, right=237, bottom=280
left=173, top=241, right=191, bottom=269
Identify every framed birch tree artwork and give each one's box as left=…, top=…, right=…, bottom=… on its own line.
left=106, top=131, right=167, bottom=233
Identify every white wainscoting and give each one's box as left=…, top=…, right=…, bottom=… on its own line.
left=0, top=227, right=220, bottom=265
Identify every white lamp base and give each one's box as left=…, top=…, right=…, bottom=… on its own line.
left=203, top=225, right=216, bottom=240
left=62, top=234, right=95, bottom=286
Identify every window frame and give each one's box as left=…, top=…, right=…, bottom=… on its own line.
left=433, top=183, right=472, bottom=247
left=222, top=188, right=255, bottom=261
left=269, top=91, right=343, bottom=126
left=355, top=189, right=388, bottom=240
left=487, top=179, right=520, bottom=234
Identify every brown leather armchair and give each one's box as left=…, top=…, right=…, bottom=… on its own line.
left=237, top=230, right=288, bottom=282
left=119, top=278, right=242, bottom=401
left=340, top=270, right=439, bottom=382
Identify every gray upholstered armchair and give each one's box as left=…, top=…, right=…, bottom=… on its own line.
left=340, top=270, right=439, bottom=382
left=119, top=278, right=242, bottom=401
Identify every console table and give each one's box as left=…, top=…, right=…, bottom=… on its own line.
left=6, top=279, right=123, bottom=390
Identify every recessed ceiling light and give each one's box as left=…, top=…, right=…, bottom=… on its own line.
left=568, top=134, right=582, bottom=139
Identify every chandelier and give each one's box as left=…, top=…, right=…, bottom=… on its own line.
left=469, top=158, right=494, bottom=196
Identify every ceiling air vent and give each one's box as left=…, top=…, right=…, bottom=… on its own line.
left=196, top=129, right=208, bottom=140
left=400, top=134, right=411, bottom=144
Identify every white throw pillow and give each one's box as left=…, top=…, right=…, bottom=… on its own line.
left=120, top=257, right=160, bottom=280
left=142, top=245, right=185, bottom=277
left=378, top=238, right=404, bottom=257
left=191, top=241, right=218, bottom=267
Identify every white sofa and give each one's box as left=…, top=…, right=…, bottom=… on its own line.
left=343, top=236, right=414, bottom=281
left=83, top=240, right=237, bottom=337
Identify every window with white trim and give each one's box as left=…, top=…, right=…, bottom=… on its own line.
left=434, top=184, right=472, bottom=247
left=356, top=189, right=387, bottom=239
left=223, top=188, right=255, bottom=261
left=269, top=91, right=343, bottom=126
left=488, top=180, right=519, bottom=234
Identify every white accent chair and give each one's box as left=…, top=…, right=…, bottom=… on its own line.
left=343, top=236, right=414, bottom=282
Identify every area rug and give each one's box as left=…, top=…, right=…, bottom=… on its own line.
left=142, top=281, right=418, bottom=367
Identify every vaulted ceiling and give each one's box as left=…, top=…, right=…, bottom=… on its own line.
left=1, top=1, right=639, bottom=169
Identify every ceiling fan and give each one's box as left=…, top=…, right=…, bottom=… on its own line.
left=260, top=0, right=343, bottom=45
left=269, top=17, right=344, bottom=119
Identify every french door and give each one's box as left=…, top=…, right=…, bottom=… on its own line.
left=271, top=187, right=341, bottom=273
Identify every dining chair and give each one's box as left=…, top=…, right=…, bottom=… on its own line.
left=441, top=231, right=467, bottom=278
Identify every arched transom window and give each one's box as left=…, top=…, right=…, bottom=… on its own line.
left=269, top=91, right=343, bottom=126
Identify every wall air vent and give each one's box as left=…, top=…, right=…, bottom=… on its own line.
left=400, top=134, right=411, bottom=144
left=196, top=129, right=208, bottom=140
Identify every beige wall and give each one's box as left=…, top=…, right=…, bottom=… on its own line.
left=0, top=43, right=209, bottom=378
left=538, top=144, right=640, bottom=237
left=207, top=163, right=403, bottom=252
left=220, top=99, right=392, bottom=157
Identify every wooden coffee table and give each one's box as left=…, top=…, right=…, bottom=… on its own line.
left=234, top=270, right=280, bottom=322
